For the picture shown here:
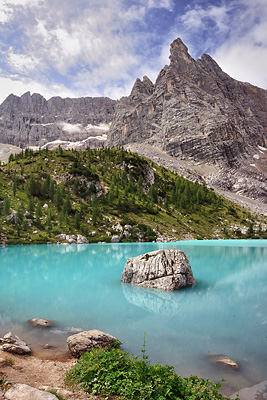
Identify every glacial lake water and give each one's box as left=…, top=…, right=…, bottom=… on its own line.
left=0, top=240, right=267, bottom=395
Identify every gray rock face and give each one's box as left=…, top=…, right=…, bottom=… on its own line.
left=0, top=92, right=116, bottom=148
left=55, top=234, right=88, bottom=244
left=107, top=38, right=267, bottom=202
left=0, top=332, right=31, bottom=354
left=67, top=329, right=120, bottom=357
left=111, top=235, right=122, bottom=243
left=121, top=248, right=197, bottom=291
left=5, top=210, right=17, bottom=224
left=5, top=384, right=58, bottom=400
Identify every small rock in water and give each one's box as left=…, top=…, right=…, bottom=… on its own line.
left=209, top=354, right=239, bottom=369
left=66, top=327, right=83, bottom=333
left=28, top=318, right=54, bottom=327
left=42, top=343, right=55, bottom=350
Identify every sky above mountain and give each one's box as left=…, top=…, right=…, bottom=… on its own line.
left=0, top=0, right=266, bottom=103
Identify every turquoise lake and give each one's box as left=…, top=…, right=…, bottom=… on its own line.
left=0, top=240, right=267, bottom=394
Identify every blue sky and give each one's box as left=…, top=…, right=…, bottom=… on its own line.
left=0, top=0, right=266, bottom=103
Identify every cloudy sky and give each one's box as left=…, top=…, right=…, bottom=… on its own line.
left=0, top=0, right=266, bottom=104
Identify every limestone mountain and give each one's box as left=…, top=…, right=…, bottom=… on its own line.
left=0, top=91, right=117, bottom=149
left=107, top=38, right=267, bottom=202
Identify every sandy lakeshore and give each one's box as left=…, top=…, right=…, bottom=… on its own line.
left=0, top=349, right=97, bottom=400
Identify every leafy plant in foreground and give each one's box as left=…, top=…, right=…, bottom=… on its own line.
left=66, top=346, right=234, bottom=400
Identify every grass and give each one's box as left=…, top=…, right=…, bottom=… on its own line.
left=0, top=147, right=266, bottom=245
left=65, top=342, right=236, bottom=400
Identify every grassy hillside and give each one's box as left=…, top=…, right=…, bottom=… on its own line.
left=0, top=147, right=266, bottom=245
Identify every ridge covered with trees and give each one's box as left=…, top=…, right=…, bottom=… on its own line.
left=0, top=147, right=266, bottom=245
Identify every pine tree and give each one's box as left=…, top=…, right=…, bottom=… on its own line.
left=8, top=153, right=14, bottom=163
left=74, top=211, right=80, bottom=229
left=28, top=196, right=34, bottom=216
left=36, top=200, right=42, bottom=221
left=13, top=177, right=19, bottom=196
left=92, top=207, right=98, bottom=226
left=26, top=174, right=37, bottom=198
left=63, top=194, right=72, bottom=215
left=16, top=203, right=24, bottom=225
left=54, top=187, right=62, bottom=210
left=49, top=180, right=55, bottom=201
left=3, top=197, right=10, bottom=216
left=74, top=179, right=79, bottom=195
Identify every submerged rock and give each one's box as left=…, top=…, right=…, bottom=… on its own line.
left=5, top=383, right=58, bottom=399
left=28, top=318, right=54, bottom=327
left=67, top=329, right=120, bottom=358
left=121, top=248, right=197, bottom=291
left=208, top=354, right=239, bottom=370
left=0, top=332, right=31, bottom=355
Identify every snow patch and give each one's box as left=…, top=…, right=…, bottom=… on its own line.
left=253, top=154, right=260, bottom=159
left=58, top=122, right=83, bottom=134
left=32, top=122, right=55, bottom=126
left=86, top=123, right=110, bottom=132
left=40, top=134, right=107, bottom=149
left=258, top=145, right=267, bottom=151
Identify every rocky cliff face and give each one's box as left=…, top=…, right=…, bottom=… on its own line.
left=0, top=92, right=117, bottom=148
left=107, top=38, right=267, bottom=202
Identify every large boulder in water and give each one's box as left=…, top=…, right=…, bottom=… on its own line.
left=121, top=248, right=197, bottom=291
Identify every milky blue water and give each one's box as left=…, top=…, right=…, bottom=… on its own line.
left=0, top=240, right=267, bottom=394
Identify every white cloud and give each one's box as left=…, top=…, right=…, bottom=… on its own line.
left=0, top=0, right=176, bottom=102
left=147, top=0, right=174, bottom=11
left=0, top=0, right=42, bottom=23
left=0, top=75, right=77, bottom=103
left=212, top=0, right=267, bottom=88
left=21, top=1, right=145, bottom=78
left=214, top=40, right=267, bottom=89
left=7, top=48, right=41, bottom=74
left=0, top=3, right=13, bottom=24
left=1, top=0, right=266, bottom=106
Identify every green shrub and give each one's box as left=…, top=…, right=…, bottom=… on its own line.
left=66, top=347, right=232, bottom=400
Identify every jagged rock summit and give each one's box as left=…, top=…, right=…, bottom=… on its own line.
left=107, top=38, right=267, bottom=202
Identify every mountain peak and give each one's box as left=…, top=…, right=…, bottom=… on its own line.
left=21, top=91, right=31, bottom=98
left=130, top=76, right=154, bottom=98
left=169, top=38, right=194, bottom=67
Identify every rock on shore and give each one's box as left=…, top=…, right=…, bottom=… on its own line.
left=4, top=383, right=58, bottom=400
left=67, top=329, right=120, bottom=358
left=0, top=332, right=31, bottom=355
